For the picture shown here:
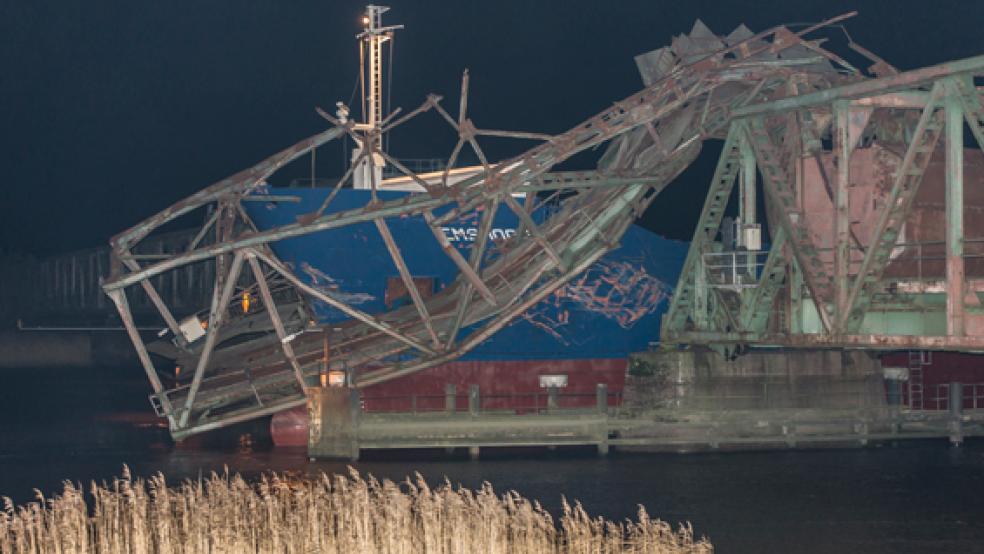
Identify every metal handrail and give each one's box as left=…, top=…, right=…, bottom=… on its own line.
left=920, top=382, right=984, bottom=411
left=359, top=388, right=622, bottom=415
left=808, top=238, right=984, bottom=283
left=701, top=249, right=771, bottom=290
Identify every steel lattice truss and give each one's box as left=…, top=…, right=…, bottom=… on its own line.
left=659, top=29, right=984, bottom=355
left=103, top=12, right=983, bottom=439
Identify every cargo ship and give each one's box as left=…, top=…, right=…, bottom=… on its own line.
left=108, top=7, right=984, bottom=448
left=251, top=190, right=685, bottom=445
left=228, top=6, right=688, bottom=445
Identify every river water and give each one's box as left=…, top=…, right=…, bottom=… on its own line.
left=2, top=367, right=984, bottom=553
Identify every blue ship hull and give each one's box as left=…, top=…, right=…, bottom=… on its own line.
left=245, top=188, right=687, bottom=363
left=248, top=187, right=687, bottom=446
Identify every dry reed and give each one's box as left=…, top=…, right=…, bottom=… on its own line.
left=0, top=466, right=711, bottom=553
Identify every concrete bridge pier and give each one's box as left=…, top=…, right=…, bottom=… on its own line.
left=307, top=386, right=360, bottom=461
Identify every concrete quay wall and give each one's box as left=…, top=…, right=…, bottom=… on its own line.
left=299, top=348, right=984, bottom=458
left=0, top=330, right=139, bottom=368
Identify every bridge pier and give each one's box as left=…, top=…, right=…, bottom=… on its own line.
left=620, top=348, right=892, bottom=450
left=307, top=386, right=360, bottom=461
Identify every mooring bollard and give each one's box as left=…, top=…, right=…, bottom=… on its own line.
left=950, top=382, right=964, bottom=446
left=351, top=387, right=361, bottom=421
left=547, top=386, right=559, bottom=411
left=469, top=384, right=480, bottom=416
left=445, top=383, right=456, bottom=414
left=950, top=382, right=963, bottom=418
left=596, top=383, right=608, bottom=414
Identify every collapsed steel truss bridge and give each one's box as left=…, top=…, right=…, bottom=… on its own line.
left=102, top=12, right=984, bottom=438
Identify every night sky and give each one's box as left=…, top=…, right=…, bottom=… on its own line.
left=2, top=0, right=982, bottom=256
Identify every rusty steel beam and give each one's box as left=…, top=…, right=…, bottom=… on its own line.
left=833, top=101, right=851, bottom=327
left=511, top=172, right=665, bottom=193
left=945, top=87, right=966, bottom=336
left=445, top=197, right=498, bottom=350
left=171, top=396, right=306, bottom=441
left=119, top=255, right=184, bottom=341
left=187, top=210, right=219, bottom=252
left=249, top=248, right=436, bottom=355
left=380, top=151, right=440, bottom=193
left=514, top=188, right=537, bottom=242
left=739, top=228, right=787, bottom=332
left=475, top=128, right=553, bottom=141
left=664, top=330, right=984, bottom=352
left=840, top=83, right=946, bottom=332
left=112, top=127, right=345, bottom=252
left=664, top=126, right=743, bottom=331
left=373, top=218, right=442, bottom=347
left=359, top=247, right=585, bottom=387
left=106, top=288, right=176, bottom=428
left=732, top=54, right=984, bottom=119
left=502, top=193, right=565, bottom=270
left=180, top=250, right=245, bottom=428
left=954, top=76, right=984, bottom=159
left=247, top=254, right=307, bottom=390
left=422, top=210, right=497, bottom=306
left=311, top=147, right=370, bottom=220
left=741, top=118, right=835, bottom=332
left=104, top=193, right=448, bottom=291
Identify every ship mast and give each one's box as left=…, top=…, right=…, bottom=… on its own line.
left=351, top=5, right=402, bottom=189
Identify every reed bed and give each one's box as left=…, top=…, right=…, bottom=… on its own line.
left=0, top=466, right=711, bottom=553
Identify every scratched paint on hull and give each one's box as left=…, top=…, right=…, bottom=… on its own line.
left=245, top=188, right=688, bottom=362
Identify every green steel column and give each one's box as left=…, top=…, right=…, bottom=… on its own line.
left=945, top=92, right=965, bottom=336
left=740, top=135, right=757, bottom=230
left=740, top=135, right=757, bottom=282
left=694, top=258, right=708, bottom=329
left=789, top=259, right=803, bottom=333
left=834, top=101, right=851, bottom=331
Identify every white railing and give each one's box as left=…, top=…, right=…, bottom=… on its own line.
left=701, top=250, right=771, bottom=290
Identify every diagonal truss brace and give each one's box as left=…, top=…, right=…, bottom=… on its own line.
left=180, top=251, right=245, bottom=428
left=247, top=254, right=307, bottom=390
left=664, top=125, right=743, bottom=332
left=502, top=193, right=566, bottom=270
left=739, top=227, right=788, bottom=333
left=422, top=210, right=497, bottom=307
left=106, top=288, right=177, bottom=429
left=954, top=76, right=984, bottom=157
left=249, top=248, right=435, bottom=355
left=118, top=256, right=185, bottom=342
left=840, top=82, right=947, bottom=332
left=740, top=117, right=835, bottom=333
left=445, top=198, right=498, bottom=350
left=374, top=218, right=442, bottom=347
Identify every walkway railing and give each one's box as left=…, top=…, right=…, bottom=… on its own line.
left=921, top=382, right=984, bottom=411
left=359, top=384, right=620, bottom=416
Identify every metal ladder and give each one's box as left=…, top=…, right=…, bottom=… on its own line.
left=907, top=350, right=931, bottom=410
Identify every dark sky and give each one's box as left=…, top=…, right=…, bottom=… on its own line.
left=2, top=0, right=982, bottom=255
